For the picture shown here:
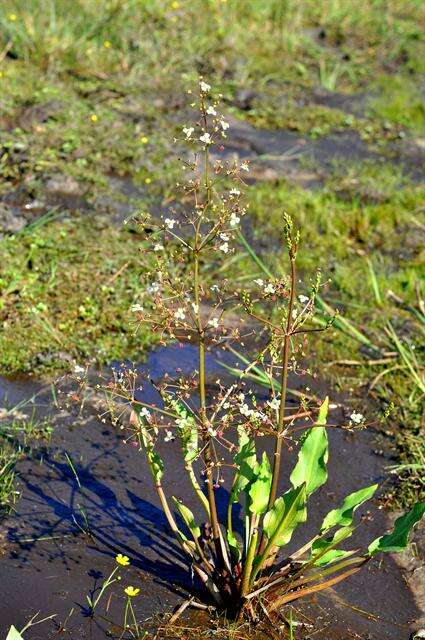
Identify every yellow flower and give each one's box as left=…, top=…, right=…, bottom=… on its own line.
left=103, top=40, right=112, bottom=48
left=144, top=177, right=152, bottom=184
left=90, top=114, right=98, bottom=122
left=139, top=136, right=149, bottom=144
left=124, top=586, right=140, bottom=597
left=116, top=553, right=130, bottom=566
left=8, top=13, right=17, bottom=21
left=171, top=1, right=180, bottom=8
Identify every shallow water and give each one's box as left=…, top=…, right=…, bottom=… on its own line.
left=0, top=342, right=421, bottom=639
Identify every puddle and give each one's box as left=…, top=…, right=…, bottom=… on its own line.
left=0, top=343, right=421, bottom=639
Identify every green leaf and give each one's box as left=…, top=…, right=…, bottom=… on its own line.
left=227, top=530, right=242, bottom=562
left=263, top=484, right=307, bottom=548
left=134, top=406, right=164, bottom=483
left=311, top=525, right=354, bottom=567
left=248, top=451, right=272, bottom=515
left=368, top=503, right=425, bottom=556
left=320, top=484, right=378, bottom=534
left=6, top=627, right=24, bottom=640
left=230, top=426, right=257, bottom=504
left=290, top=396, right=329, bottom=497
left=314, top=548, right=352, bottom=566
left=170, top=398, right=199, bottom=462
left=172, top=497, right=201, bottom=541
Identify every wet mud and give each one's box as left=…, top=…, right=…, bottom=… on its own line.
left=0, top=343, right=423, bottom=639
left=1, top=89, right=424, bottom=235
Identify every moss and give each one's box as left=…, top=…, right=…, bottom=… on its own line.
left=0, top=215, right=158, bottom=374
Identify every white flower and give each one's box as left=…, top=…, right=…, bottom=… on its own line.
left=176, top=416, right=192, bottom=430
left=154, top=243, right=164, bottom=251
left=254, top=278, right=264, bottom=287
left=200, top=81, right=211, bottom=93
left=210, top=284, right=220, bottom=292
left=164, top=430, right=175, bottom=442
left=349, top=412, right=365, bottom=425
left=241, top=161, right=249, bottom=172
left=220, top=232, right=230, bottom=241
left=191, top=302, right=199, bottom=314
left=206, top=106, right=216, bottom=116
left=230, top=213, right=240, bottom=227
left=165, top=218, right=176, bottom=229
left=237, top=393, right=245, bottom=402
left=199, top=132, right=212, bottom=145
left=131, top=304, right=144, bottom=312
left=264, top=283, right=275, bottom=295
left=208, top=317, right=219, bottom=329
left=207, top=426, right=217, bottom=437
left=229, top=188, right=240, bottom=196
left=147, top=282, right=160, bottom=294
left=140, top=407, right=151, bottom=421
left=219, top=242, right=229, bottom=253
left=220, top=120, right=229, bottom=130
left=239, top=403, right=253, bottom=417
left=267, top=397, right=280, bottom=411
left=298, top=294, right=309, bottom=304
left=74, top=364, right=85, bottom=374
left=174, top=307, right=186, bottom=321
left=183, top=126, right=194, bottom=139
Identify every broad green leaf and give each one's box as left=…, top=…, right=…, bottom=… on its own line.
left=227, top=530, right=242, bottom=562
left=313, top=548, right=352, bottom=566
left=311, top=525, right=354, bottom=567
left=368, top=503, right=425, bottom=556
left=172, top=497, right=201, bottom=541
left=134, top=407, right=164, bottom=482
left=170, top=398, right=199, bottom=462
left=263, top=484, right=307, bottom=548
left=230, top=426, right=257, bottom=504
left=290, top=396, right=329, bottom=496
left=6, top=627, right=24, bottom=640
left=248, top=451, right=272, bottom=515
left=320, top=484, right=378, bottom=534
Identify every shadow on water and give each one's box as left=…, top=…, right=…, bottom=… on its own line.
left=0, top=343, right=421, bottom=639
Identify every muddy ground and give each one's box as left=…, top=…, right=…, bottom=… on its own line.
left=0, top=343, right=423, bottom=639
left=0, top=59, right=424, bottom=639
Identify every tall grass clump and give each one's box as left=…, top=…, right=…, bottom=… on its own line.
left=110, top=81, right=424, bottom=619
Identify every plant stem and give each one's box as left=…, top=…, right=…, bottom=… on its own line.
left=240, top=515, right=259, bottom=596
left=193, top=132, right=230, bottom=575
left=257, top=255, right=296, bottom=558
left=195, top=254, right=225, bottom=568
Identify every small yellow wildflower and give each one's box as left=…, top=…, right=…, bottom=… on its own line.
left=8, top=13, right=17, bottom=21
left=144, top=177, right=152, bottom=184
left=90, top=114, right=98, bottom=122
left=116, top=553, right=130, bottom=566
left=124, top=586, right=140, bottom=597
left=171, top=1, right=180, bottom=8
left=103, top=40, right=112, bottom=48
left=140, top=136, right=149, bottom=144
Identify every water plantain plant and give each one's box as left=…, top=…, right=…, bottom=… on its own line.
left=118, top=81, right=424, bottom=619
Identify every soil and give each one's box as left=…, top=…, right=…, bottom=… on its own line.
left=0, top=343, right=423, bottom=639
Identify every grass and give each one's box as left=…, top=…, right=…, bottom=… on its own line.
left=0, top=412, right=54, bottom=514
left=0, top=213, right=159, bottom=374
left=0, top=0, right=423, bottom=195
